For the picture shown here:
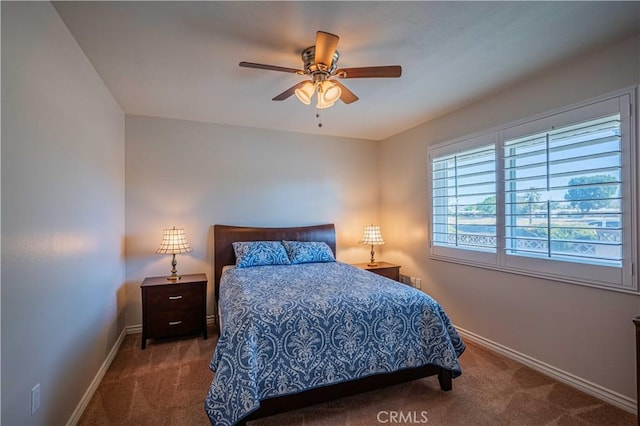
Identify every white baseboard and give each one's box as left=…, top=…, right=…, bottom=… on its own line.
left=126, top=324, right=142, bottom=334
left=66, top=327, right=127, bottom=426
left=67, top=315, right=218, bottom=424
left=456, top=326, right=637, bottom=414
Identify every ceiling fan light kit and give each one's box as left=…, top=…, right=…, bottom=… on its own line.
left=240, top=31, right=402, bottom=126
left=296, top=79, right=342, bottom=109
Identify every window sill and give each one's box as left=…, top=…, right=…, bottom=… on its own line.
left=429, top=253, right=639, bottom=296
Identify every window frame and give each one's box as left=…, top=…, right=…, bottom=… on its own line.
left=428, top=88, right=637, bottom=293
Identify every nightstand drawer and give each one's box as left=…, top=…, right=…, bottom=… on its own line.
left=147, top=284, right=202, bottom=311
left=147, top=309, right=201, bottom=337
left=371, top=267, right=400, bottom=281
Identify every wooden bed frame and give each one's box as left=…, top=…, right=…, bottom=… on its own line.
left=213, top=223, right=453, bottom=425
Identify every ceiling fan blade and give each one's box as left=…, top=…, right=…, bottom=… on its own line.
left=272, top=81, right=306, bottom=101
left=239, top=61, right=303, bottom=74
left=336, top=66, right=402, bottom=79
left=333, top=81, right=358, bottom=104
left=315, top=31, right=339, bottom=69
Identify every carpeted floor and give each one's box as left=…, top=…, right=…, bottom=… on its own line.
left=79, top=325, right=636, bottom=425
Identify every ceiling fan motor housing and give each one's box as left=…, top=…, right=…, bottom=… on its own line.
left=301, top=46, right=339, bottom=80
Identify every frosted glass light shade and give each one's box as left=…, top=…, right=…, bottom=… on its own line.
left=316, top=96, right=335, bottom=109
left=315, top=80, right=341, bottom=109
left=320, top=80, right=341, bottom=103
left=294, top=81, right=315, bottom=105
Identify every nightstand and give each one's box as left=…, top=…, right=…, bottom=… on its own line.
left=352, top=261, right=401, bottom=282
left=140, top=273, right=208, bottom=349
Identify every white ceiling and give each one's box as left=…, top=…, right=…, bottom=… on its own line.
left=53, top=1, right=639, bottom=141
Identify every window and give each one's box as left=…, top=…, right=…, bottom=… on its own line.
left=429, top=90, right=636, bottom=292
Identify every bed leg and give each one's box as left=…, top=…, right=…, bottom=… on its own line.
left=437, top=368, right=452, bottom=391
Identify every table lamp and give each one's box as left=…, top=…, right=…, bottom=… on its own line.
left=156, top=226, right=192, bottom=280
left=360, top=224, right=385, bottom=266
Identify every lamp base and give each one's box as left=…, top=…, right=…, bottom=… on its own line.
left=166, top=254, right=181, bottom=281
left=368, top=245, right=378, bottom=267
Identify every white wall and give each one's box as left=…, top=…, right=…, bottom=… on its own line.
left=1, top=2, right=125, bottom=424
left=379, top=35, right=640, bottom=403
left=125, top=115, right=380, bottom=326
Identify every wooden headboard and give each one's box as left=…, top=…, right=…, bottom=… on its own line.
left=213, top=223, right=336, bottom=304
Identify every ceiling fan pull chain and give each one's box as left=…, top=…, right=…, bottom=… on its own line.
left=316, top=83, right=323, bottom=127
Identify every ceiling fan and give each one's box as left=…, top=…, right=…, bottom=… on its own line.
left=239, top=31, right=402, bottom=111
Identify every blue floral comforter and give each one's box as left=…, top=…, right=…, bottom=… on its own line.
left=205, top=262, right=465, bottom=425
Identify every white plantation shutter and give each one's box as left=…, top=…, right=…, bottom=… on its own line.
left=503, top=114, right=622, bottom=265
left=430, top=134, right=497, bottom=266
left=429, top=90, right=636, bottom=292
left=499, top=94, right=633, bottom=289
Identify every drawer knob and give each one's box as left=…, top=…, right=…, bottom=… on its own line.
left=168, top=321, right=183, bottom=326
left=168, top=295, right=183, bottom=300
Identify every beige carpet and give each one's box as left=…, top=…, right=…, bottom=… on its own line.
left=79, top=325, right=636, bottom=425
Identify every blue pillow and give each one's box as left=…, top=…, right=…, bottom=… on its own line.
left=282, top=241, right=336, bottom=264
left=232, top=241, right=291, bottom=268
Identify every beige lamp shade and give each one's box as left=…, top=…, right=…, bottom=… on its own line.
left=361, top=225, right=385, bottom=246
left=156, top=227, right=192, bottom=280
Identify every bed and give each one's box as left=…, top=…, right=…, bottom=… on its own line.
left=206, top=224, right=465, bottom=425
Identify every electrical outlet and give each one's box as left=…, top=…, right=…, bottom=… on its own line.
left=400, top=275, right=421, bottom=289
left=31, top=383, right=40, bottom=415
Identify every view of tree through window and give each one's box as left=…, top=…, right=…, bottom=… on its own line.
left=503, top=114, right=622, bottom=266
